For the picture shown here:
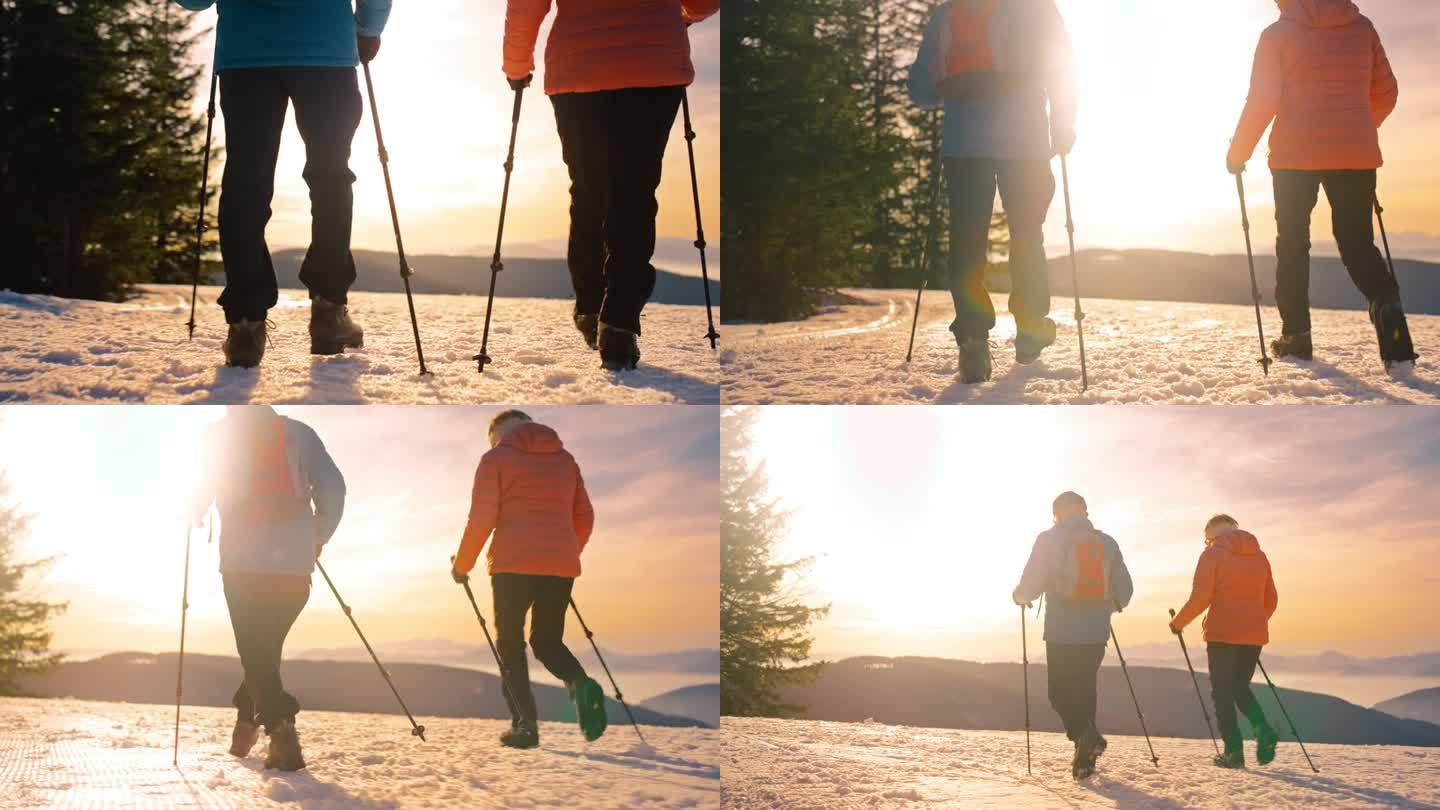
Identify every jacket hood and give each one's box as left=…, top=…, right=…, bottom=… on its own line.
left=1285, top=0, right=1361, bottom=29
left=1055, top=514, right=1096, bottom=534
left=223, top=405, right=280, bottom=424
left=1210, top=529, right=1262, bottom=556
left=501, top=422, right=564, bottom=454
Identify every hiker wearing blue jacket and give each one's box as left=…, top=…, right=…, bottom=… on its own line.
left=193, top=406, right=346, bottom=771
left=1013, top=491, right=1133, bottom=780
left=908, top=0, right=1077, bottom=384
left=172, top=1, right=393, bottom=368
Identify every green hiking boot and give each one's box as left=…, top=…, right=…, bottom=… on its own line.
left=571, top=677, right=609, bottom=742
left=1243, top=703, right=1279, bottom=765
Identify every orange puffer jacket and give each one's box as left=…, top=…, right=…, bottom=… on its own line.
left=1171, top=530, right=1279, bottom=646
left=503, top=0, right=719, bottom=95
left=453, top=423, right=595, bottom=578
left=1228, top=0, right=1397, bottom=171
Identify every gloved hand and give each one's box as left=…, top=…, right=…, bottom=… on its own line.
left=508, top=74, right=533, bottom=92
left=1227, top=160, right=1246, bottom=176
left=1169, top=621, right=1183, bottom=636
left=1051, top=127, right=1076, bottom=157
left=314, top=544, right=324, bottom=560
left=358, top=35, right=381, bottom=63
left=451, top=567, right=469, bottom=585
left=1014, top=597, right=1032, bottom=608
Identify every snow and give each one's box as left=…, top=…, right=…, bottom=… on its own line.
left=0, top=696, right=719, bottom=809
left=720, top=289, right=1440, bottom=404
left=722, top=717, right=1439, bottom=809
left=0, top=286, right=719, bottom=404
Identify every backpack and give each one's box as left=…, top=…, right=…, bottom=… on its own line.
left=1056, top=529, right=1115, bottom=603
left=945, top=0, right=1000, bottom=78
left=224, top=418, right=308, bottom=524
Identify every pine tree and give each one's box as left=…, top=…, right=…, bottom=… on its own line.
left=0, top=476, right=67, bottom=696
left=721, top=407, right=829, bottom=718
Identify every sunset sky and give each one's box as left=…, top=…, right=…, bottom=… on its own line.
left=985, top=0, right=1440, bottom=260
left=747, top=405, right=1440, bottom=663
left=0, top=406, right=717, bottom=664
left=180, top=3, right=719, bottom=270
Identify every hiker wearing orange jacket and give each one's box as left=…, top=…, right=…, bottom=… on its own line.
left=502, top=0, right=719, bottom=371
left=1169, top=515, right=1281, bottom=770
left=450, top=410, right=606, bottom=749
left=1227, top=0, right=1417, bottom=367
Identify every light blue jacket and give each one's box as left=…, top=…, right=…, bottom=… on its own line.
left=194, top=407, right=346, bottom=577
left=1013, top=515, right=1133, bottom=645
left=173, top=0, right=392, bottom=71
left=907, top=0, right=1077, bottom=161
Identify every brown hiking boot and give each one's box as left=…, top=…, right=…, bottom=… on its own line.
left=263, top=720, right=306, bottom=771
left=309, top=297, right=364, bottom=355
left=223, top=320, right=268, bottom=368
left=229, top=720, right=260, bottom=757
left=575, top=312, right=599, bottom=351
left=599, top=323, right=640, bottom=371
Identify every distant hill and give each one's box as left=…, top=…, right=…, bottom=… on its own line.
left=780, top=656, right=1440, bottom=747
left=1376, top=688, right=1440, bottom=726
left=292, top=641, right=718, bottom=676
left=1120, top=648, right=1440, bottom=678
left=272, top=249, right=720, bottom=306
left=22, top=652, right=702, bottom=728
left=640, top=684, right=719, bottom=728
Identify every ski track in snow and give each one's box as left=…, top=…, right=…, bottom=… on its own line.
left=722, top=717, right=1439, bottom=809
left=720, top=289, right=1440, bottom=404
left=0, top=286, right=719, bottom=404
left=0, top=697, right=719, bottom=809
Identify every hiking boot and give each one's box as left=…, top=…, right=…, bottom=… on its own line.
left=229, top=720, right=260, bottom=758
left=263, top=720, right=306, bottom=771
left=1369, top=294, right=1418, bottom=368
left=223, top=320, right=267, bottom=368
left=958, top=337, right=993, bottom=384
left=309, top=297, right=364, bottom=356
left=570, top=677, right=609, bottom=742
left=499, top=721, right=539, bottom=750
left=1213, top=749, right=1246, bottom=769
left=574, top=312, right=599, bottom=351
left=1254, top=724, right=1279, bottom=765
left=1271, top=331, right=1313, bottom=361
left=598, top=323, right=640, bottom=371
left=1071, top=726, right=1101, bottom=780
left=1014, top=318, right=1057, bottom=365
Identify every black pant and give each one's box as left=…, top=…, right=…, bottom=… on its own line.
left=1046, top=642, right=1106, bottom=742
left=492, top=573, right=588, bottom=726
left=1273, top=169, right=1401, bottom=336
left=217, top=67, right=363, bottom=323
left=943, top=159, right=1055, bottom=340
left=1207, top=642, right=1268, bottom=747
left=551, top=86, right=684, bottom=335
left=223, top=572, right=310, bottom=729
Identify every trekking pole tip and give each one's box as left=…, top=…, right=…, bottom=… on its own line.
left=413, top=725, right=426, bottom=741
left=473, top=353, right=491, bottom=373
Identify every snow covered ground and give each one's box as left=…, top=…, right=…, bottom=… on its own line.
left=0, top=696, right=719, bottom=809
left=0, top=285, right=719, bottom=404
left=720, top=289, right=1440, bottom=404
left=722, top=717, right=1439, bottom=809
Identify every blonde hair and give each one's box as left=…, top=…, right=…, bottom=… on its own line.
left=488, top=409, right=532, bottom=440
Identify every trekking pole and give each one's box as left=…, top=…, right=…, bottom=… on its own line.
left=474, top=78, right=528, bottom=373
left=681, top=89, right=720, bottom=350
left=361, top=61, right=430, bottom=376
left=1234, top=172, right=1274, bottom=376
left=315, top=561, right=427, bottom=741
left=1257, top=658, right=1320, bottom=773
left=1374, top=194, right=1400, bottom=284
left=1059, top=155, right=1090, bottom=392
left=906, top=111, right=944, bottom=364
left=570, top=597, right=647, bottom=745
left=185, top=68, right=219, bottom=340
left=1020, top=604, right=1031, bottom=776
left=451, top=558, right=523, bottom=717
left=172, top=520, right=203, bottom=766
left=1110, top=607, right=1159, bottom=767
left=1170, top=608, right=1219, bottom=754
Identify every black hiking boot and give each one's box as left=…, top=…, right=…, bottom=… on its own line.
left=223, top=320, right=267, bottom=368
left=309, top=297, right=364, bottom=356
left=500, top=721, right=539, bottom=749
left=263, top=720, right=306, bottom=771
left=1071, top=726, right=1101, bottom=780
left=958, top=337, right=993, bottom=384
left=1271, top=331, right=1313, bottom=361
left=570, top=677, right=609, bottom=742
left=599, top=323, right=640, bottom=371
left=229, top=719, right=259, bottom=758
left=1369, top=294, right=1418, bottom=369
left=1014, top=318, right=1057, bottom=365
left=1214, top=733, right=1245, bottom=769
left=574, top=312, right=599, bottom=351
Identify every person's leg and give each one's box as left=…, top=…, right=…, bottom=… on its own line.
left=216, top=69, right=289, bottom=324
left=287, top=67, right=364, bottom=306
left=943, top=159, right=1000, bottom=341
left=1075, top=643, right=1105, bottom=737
left=995, top=160, right=1057, bottom=336
left=599, top=86, right=683, bottom=335
left=551, top=92, right=609, bottom=325
left=1207, top=642, right=1243, bottom=751
left=244, top=575, right=311, bottom=730
left=527, top=576, right=587, bottom=685
left=491, top=574, right=539, bottom=727
left=1233, top=644, right=1267, bottom=730
left=1272, top=170, right=1322, bottom=337
left=1045, top=643, right=1082, bottom=741
left=1322, top=170, right=1400, bottom=305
